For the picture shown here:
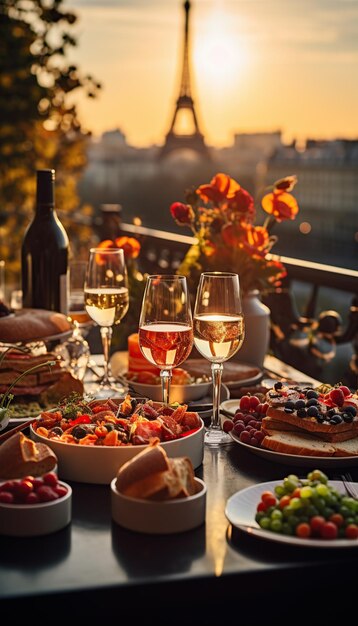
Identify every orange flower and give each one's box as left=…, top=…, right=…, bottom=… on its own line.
left=197, top=173, right=240, bottom=204
left=261, top=190, right=299, bottom=222
left=114, top=236, right=141, bottom=259
left=169, top=171, right=299, bottom=295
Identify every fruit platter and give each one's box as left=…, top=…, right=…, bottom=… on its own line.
left=222, top=382, right=358, bottom=467
left=225, top=469, right=358, bottom=547
left=30, top=393, right=204, bottom=483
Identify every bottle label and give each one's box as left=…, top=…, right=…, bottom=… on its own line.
left=60, top=271, right=69, bottom=315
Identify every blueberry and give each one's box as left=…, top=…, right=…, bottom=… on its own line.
left=307, top=406, right=319, bottom=417
left=316, top=414, right=326, bottom=423
left=327, top=408, right=336, bottom=418
left=297, top=408, right=307, bottom=418
left=285, top=401, right=295, bottom=410
left=344, top=405, right=357, bottom=417
left=306, top=398, right=318, bottom=407
left=295, top=400, right=306, bottom=410
left=329, top=415, right=343, bottom=425
left=306, top=390, right=318, bottom=399
left=342, top=412, right=354, bottom=423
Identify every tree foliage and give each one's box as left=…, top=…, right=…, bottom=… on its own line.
left=0, top=0, right=101, bottom=288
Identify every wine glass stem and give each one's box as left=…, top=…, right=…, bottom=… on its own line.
left=210, top=362, right=223, bottom=430
left=100, top=326, right=112, bottom=384
left=160, top=369, right=171, bottom=405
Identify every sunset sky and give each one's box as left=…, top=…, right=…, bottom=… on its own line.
left=66, top=0, right=358, bottom=148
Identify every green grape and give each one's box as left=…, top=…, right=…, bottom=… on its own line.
left=271, top=509, right=283, bottom=521
left=258, top=516, right=271, bottom=529
left=287, top=514, right=300, bottom=528
left=316, top=483, right=329, bottom=497
left=282, top=522, right=293, bottom=535
left=283, top=477, right=299, bottom=492
left=289, top=497, right=302, bottom=510
left=270, top=519, right=283, bottom=532
left=309, top=469, right=328, bottom=483
left=300, top=486, right=314, bottom=499
left=274, top=485, right=286, bottom=497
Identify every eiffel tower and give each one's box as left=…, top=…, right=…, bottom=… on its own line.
left=159, top=0, right=211, bottom=160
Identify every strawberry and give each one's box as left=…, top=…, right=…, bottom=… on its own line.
left=329, top=388, right=345, bottom=407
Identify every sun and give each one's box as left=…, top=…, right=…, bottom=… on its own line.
left=193, top=9, right=249, bottom=89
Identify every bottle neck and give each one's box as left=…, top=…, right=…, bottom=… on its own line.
left=34, top=203, right=55, bottom=216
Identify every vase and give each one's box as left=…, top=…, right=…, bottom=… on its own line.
left=235, top=290, right=270, bottom=369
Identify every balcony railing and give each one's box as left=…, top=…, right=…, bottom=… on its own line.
left=103, top=215, right=358, bottom=388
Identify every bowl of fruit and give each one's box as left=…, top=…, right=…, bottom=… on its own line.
left=0, top=471, right=72, bottom=537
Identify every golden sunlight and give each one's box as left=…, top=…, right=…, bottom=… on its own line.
left=193, top=8, right=250, bottom=89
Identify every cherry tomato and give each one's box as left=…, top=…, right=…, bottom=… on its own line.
left=279, top=495, right=291, bottom=509
left=329, top=513, right=344, bottom=527
left=296, top=523, right=311, bottom=538
left=310, top=515, right=325, bottom=535
left=261, top=491, right=277, bottom=508
left=320, top=521, right=338, bottom=539
left=345, top=524, right=358, bottom=539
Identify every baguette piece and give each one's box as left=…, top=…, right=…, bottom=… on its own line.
left=115, top=441, right=197, bottom=501
left=261, top=432, right=336, bottom=457
left=333, top=438, right=358, bottom=457
left=0, top=432, right=57, bottom=479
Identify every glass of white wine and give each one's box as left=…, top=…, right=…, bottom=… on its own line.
left=193, top=272, right=245, bottom=446
left=84, top=247, right=129, bottom=397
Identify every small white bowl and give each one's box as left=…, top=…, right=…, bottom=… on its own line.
left=0, top=480, right=72, bottom=537
left=111, top=476, right=207, bottom=534
left=123, top=378, right=211, bottom=404
left=30, top=420, right=205, bottom=484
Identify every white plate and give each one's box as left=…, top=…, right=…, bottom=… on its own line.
left=196, top=384, right=230, bottom=419
left=117, top=374, right=211, bottom=404
left=225, top=480, right=358, bottom=548
left=229, top=430, right=358, bottom=468
left=220, top=399, right=241, bottom=416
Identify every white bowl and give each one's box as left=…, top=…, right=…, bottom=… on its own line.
left=30, top=420, right=205, bottom=484
left=111, top=476, right=206, bottom=534
left=125, top=378, right=211, bottom=403
left=0, top=480, right=72, bottom=537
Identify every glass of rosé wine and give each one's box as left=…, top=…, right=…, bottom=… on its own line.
left=84, top=247, right=129, bottom=397
left=138, top=275, right=194, bottom=405
left=193, top=272, right=245, bottom=446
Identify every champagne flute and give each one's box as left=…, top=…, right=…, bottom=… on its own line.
left=193, top=272, right=245, bottom=446
left=84, top=247, right=129, bottom=397
left=138, top=275, right=193, bottom=405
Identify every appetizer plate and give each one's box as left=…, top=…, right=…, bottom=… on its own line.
left=229, top=430, right=358, bottom=468
left=226, top=480, right=358, bottom=548
left=30, top=418, right=205, bottom=484
left=183, top=358, right=263, bottom=390
left=0, top=480, right=72, bottom=537
left=111, top=476, right=206, bottom=534
left=117, top=375, right=211, bottom=404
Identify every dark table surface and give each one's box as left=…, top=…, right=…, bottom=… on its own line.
left=1, top=432, right=358, bottom=623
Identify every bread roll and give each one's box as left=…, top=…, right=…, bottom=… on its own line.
left=0, top=308, right=71, bottom=342
left=0, top=432, right=57, bottom=479
left=115, top=441, right=196, bottom=501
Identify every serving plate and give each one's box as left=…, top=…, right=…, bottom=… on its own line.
left=229, top=430, right=358, bottom=468
left=226, top=480, right=358, bottom=548
left=182, top=358, right=263, bottom=389
left=30, top=414, right=205, bottom=484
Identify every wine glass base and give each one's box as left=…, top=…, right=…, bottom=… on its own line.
left=204, top=427, right=233, bottom=447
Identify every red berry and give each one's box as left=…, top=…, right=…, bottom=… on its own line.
left=42, top=472, right=58, bottom=487
left=296, top=523, right=311, bottom=538
left=339, top=385, right=351, bottom=398
left=25, top=492, right=40, bottom=504
left=0, top=491, right=14, bottom=504
left=233, top=411, right=245, bottom=422
left=54, top=485, right=68, bottom=498
left=239, top=430, right=252, bottom=444
left=232, top=422, right=245, bottom=436
left=0, top=480, right=16, bottom=493
left=310, top=515, right=325, bottom=535
left=239, top=395, right=251, bottom=411
left=249, top=396, right=260, bottom=410
left=222, top=419, right=233, bottom=433
left=32, top=478, right=44, bottom=490
left=329, top=388, right=345, bottom=407
left=36, top=486, right=59, bottom=502
left=15, top=479, right=34, bottom=497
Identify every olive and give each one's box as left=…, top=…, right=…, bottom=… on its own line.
left=50, top=426, right=63, bottom=436
left=72, top=425, right=89, bottom=439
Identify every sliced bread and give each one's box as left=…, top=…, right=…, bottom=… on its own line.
left=261, top=432, right=336, bottom=457
left=261, top=416, right=358, bottom=442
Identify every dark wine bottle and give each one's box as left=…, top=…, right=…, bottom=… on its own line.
left=21, top=169, right=69, bottom=314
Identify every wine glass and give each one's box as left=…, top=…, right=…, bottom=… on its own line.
left=193, top=272, right=245, bottom=446
left=138, top=275, right=193, bottom=405
left=84, top=247, right=129, bottom=397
